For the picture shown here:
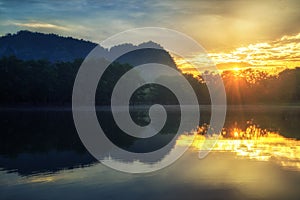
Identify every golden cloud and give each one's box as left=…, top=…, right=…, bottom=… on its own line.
left=13, top=22, right=69, bottom=31
left=176, top=32, right=300, bottom=75
left=208, top=32, right=300, bottom=70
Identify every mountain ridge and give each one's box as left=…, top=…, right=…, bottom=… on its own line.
left=0, top=30, right=98, bottom=62
left=0, top=30, right=170, bottom=65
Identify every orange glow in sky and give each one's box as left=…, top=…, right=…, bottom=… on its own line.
left=174, top=32, right=300, bottom=76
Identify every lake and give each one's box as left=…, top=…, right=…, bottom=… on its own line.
left=0, top=105, right=299, bottom=200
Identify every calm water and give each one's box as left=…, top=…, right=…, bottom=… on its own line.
left=0, top=106, right=299, bottom=200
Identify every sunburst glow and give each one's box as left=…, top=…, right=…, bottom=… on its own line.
left=233, top=67, right=240, bottom=71
left=174, top=32, right=300, bottom=76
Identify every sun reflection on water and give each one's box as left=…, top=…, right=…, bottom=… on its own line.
left=177, top=122, right=300, bottom=171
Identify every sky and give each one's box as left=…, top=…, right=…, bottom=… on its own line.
left=1, top=0, right=300, bottom=72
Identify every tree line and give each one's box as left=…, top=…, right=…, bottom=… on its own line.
left=0, top=56, right=299, bottom=105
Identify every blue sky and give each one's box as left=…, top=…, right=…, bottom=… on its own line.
left=1, top=0, right=300, bottom=51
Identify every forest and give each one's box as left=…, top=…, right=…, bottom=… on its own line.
left=0, top=56, right=299, bottom=106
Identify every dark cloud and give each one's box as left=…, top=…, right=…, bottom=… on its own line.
left=1, top=0, right=300, bottom=50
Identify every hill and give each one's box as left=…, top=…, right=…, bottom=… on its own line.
left=0, top=30, right=176, bottom=69
left=0, top=30, right=99, bottom=62
left=0, top=30, right=184, bottom=105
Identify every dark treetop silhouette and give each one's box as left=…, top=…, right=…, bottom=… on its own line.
left=0, top=30, right=299, bottom=106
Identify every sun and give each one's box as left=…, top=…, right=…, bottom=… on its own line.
left=233, top=67, right=240, bottom=71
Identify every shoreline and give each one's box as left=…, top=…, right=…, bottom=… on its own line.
left=0, top=104, right=299, bottom=112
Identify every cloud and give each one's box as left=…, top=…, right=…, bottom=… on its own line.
left=1, top=0, right=300, bottom=56
left=12, top=22, right=69, bottom=31
left=155, top=0, right=300, bottom=51
left=207, top=32, right=300, bottom=70
left=2, top=0, right=300, bottom=50
left=175, top=31, right=300, bottom=74
left=280, top=33, right=300, bottom=41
